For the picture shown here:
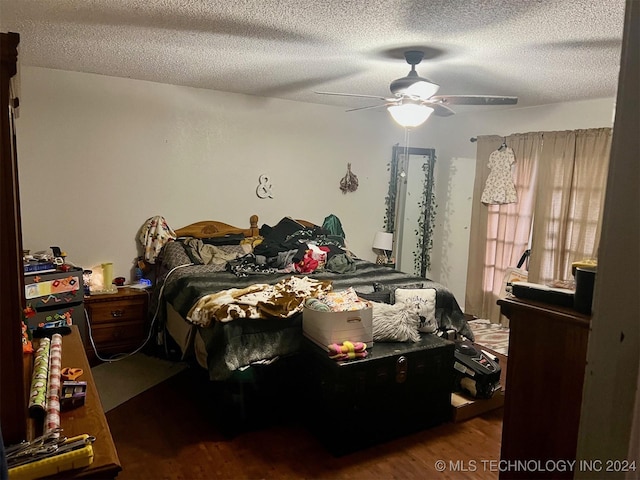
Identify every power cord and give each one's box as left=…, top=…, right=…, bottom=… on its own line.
left=86, top=263, right=194, bottom=363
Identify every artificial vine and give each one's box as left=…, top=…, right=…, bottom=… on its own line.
left=383, top=155, right=399, bottom=233
left=413, top=157, right=437, bottom=277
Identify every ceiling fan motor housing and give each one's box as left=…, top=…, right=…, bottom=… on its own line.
left=404, top=50, right=425, bottom=66
left=390, top=50, right=438, bottom=96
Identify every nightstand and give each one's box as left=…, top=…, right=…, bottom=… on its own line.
left=84, top=287, right=149, bottom=364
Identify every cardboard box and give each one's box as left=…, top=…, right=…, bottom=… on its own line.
left=61, top=381, right=87, bottom=411
left=302, top=304, right=373, bottom=350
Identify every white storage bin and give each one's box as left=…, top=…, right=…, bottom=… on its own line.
left=302, top=304, right=373, bottom=350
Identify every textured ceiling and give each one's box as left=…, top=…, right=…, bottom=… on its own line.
left=0, top=0, right=626, bottom=114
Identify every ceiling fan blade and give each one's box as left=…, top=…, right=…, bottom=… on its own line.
left=346, top=104, right=389, bottom=112
left=315, top=91, right=390, bottom=101
left=426, top=102, right=456, bottom=117
left=431, top=95, right=518, bottom=106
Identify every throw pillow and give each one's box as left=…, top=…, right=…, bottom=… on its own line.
left=394, top=288, right=437, bottom=333
left=370, top=301, right=421, bottom=342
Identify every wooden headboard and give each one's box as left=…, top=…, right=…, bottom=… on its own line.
left=174, top=214, right=260, bottom=238
left=173, top=215, right=319, bottom=239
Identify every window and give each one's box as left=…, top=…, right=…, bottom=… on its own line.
left=466, top=129, right=612, bottom=323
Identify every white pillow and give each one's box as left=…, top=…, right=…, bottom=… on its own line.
left=394, top=288, right=437, bottom=333
left=370, top=301, right=421, bottom=342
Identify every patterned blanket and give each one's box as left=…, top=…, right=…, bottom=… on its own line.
left=187, top=276, right=333, bottom=326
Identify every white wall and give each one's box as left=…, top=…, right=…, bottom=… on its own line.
left=15, top=66, right=616, bottom=309
left=16, top=67, right=405, bottom=281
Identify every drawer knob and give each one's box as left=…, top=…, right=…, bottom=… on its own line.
left=110, top=309, right=124, bottom=317
left=396, top=355, right=408, bottom=383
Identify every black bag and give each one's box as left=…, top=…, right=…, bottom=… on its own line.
left=453, top=341, right=501, bottom=399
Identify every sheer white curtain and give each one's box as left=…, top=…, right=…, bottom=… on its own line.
left=465, top=128, right=612, bottom=324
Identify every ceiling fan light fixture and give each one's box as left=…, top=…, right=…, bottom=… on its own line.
left=387, top=103, right=434, bottom=128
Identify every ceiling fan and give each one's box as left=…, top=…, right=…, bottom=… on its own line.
left=315, top=50, right=518, bottom=127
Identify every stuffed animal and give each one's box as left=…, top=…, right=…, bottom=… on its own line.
left=328, top=340, right=368, bottom=361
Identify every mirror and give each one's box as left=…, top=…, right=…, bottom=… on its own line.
left=384, top=145, right=436, bottom=277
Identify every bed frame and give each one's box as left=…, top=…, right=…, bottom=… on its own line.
left=158, top=214, right=471, bottom=434
left=165, top=214, right=322, bottom=374
left=163, top=215, right=324, bottom=431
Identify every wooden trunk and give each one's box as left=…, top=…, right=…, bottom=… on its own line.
left=303, top=334, right=455, bottom=455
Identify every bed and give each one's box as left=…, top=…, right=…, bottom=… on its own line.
left=149, top=214, right=473, bottom=383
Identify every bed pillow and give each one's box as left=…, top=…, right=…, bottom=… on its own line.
left=201, top=233, right=246, bottom=246
left=373, top=282, right=423, bottom=303
left=177, top=241, right=250, bottom=269
left=370, top=301, right=421, bottom=342
left=160, top=241, right=192, bottom=268
left=394, top=288, right=437, bottom=333
left=215, top=244, right=251, bottom=256
left=356, top=290, right=392, bottom=304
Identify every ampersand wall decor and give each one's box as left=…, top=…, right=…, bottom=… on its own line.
left=256, top=174, right=274, bottom=199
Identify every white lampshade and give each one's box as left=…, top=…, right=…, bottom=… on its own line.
left=372, top=231, right=393, bottom=252
left=387, top=103, right=434, bottom=128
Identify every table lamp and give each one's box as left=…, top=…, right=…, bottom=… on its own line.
left=372, top=231, right=394, bottom=265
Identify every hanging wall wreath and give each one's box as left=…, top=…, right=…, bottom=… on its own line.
left=339, top=163, right=359, bottom=194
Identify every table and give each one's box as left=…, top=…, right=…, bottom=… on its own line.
left=28, top=325, right=122, bottom=478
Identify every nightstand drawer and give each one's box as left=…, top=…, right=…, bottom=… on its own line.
left=90, top=321, right=146, bottom=346
left=87, top=297, right=146, bottom=325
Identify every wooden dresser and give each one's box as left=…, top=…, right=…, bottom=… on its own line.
left=497, top=297, right=591, bottom=480
left=84, top=288, right=149, bottom=364
left=1, top=31, right=29, bottom=445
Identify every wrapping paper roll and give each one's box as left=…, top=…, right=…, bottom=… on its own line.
left=45, top=333, right=63, bottom=437
left=28, top=337, right=51, bottom=418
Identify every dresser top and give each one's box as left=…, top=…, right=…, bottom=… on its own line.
left=498, top=296, right=591, bottom=327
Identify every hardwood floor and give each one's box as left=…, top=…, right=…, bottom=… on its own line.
left=106, top=367, right=504, bottom=479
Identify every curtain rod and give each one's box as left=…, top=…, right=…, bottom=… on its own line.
left=470, top=137, right=477, bottom=143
